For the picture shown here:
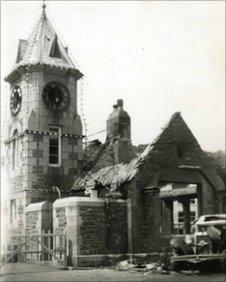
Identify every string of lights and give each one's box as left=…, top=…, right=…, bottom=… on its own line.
left=87, top=129, right=106, bottom=138
left=48, top=8, right=89, bottom=150
left=3, top=3, right=100, bottom=198
left=47, top=12, right=81, bottom=71
left=80, top=77, right=88, bottom=149
left=4, top=129, right=85, bottom=144
left=22, top=188, right=72, bottom=194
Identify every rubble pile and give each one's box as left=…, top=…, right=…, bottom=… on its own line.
left=115, top=259, right=169, bottom=274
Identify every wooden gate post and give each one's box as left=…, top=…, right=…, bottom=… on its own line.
left=47, top=230, right=51, bottom=261
left=41, top=231, right=44, bottom=261
left=24, top=236, right=27, bottom=262
left=18, top=237, right=21, bottom=263
left=63, top=231, right=67, bottom=268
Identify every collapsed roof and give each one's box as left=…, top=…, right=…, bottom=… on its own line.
left=72, top=112, right=225, bottom=195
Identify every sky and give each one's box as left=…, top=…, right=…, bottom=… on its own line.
left=1, top=0, right=225, bottom=152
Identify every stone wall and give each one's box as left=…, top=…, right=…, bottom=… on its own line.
left=127, top=172, right=221, bottom=254
left=53, top=197, right=127, bottom=267
left=19, top=201, right=52, bottom=260
left=126, top=113, right=225, bottom=254
left=126, top=181, right=142, bottom=254
left=54, top=207, right=67, bottom=234
left=136, top=113, right=224, bottom=192
left=25, top=201, right=52, bottom=235
left=4, top=68, right=83, bottom=236
left=106, top=201, right=128, bottom=254
left=79, top=205, right=106, bottom=256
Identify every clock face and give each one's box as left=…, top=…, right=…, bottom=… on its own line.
left=42, top=81, right=70, bottom=112
left=10, top=86, right=22, bottom=115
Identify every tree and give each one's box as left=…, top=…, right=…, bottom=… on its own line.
left=205, top=150, right=226, bottom=185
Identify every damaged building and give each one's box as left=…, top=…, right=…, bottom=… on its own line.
left=69, top=99, right=225, bottom=263
left=2, top=3, right=225, bottom=268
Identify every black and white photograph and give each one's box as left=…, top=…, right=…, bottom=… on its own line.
left=1, top=1, right=225, bottom=281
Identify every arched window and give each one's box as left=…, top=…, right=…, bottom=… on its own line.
left=12, top=129, right=19, bottom=170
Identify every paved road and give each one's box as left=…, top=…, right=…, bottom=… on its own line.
left=0, top=263, right=225, bottom=282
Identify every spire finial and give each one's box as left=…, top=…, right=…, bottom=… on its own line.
left=42, top=0, right=46, bottom=11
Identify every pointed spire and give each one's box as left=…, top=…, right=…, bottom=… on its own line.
left=42, top=0, right=46, bottom=12
left=5, top=1, right=84, bottom=83
left=41, top=0, right=47, bottom=19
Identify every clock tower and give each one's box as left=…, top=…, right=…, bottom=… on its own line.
left=4, top=5, right=83, bottom=234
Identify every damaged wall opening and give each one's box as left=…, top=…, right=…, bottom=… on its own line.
left=159, top=183, right=198, bottom=235
left=172, top=198, right=197, bottom=234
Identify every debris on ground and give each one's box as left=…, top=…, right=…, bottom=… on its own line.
left=115, top=260, right=135, bottom=271
left=146, top=263, right=158, bottom=270
left=115, top=259, right=170, bottom=274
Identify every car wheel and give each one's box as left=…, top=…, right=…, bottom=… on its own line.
left=171, top=261, right=181, bottom=272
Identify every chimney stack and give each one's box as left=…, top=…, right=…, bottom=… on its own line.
left=117, top=99, right=123, bottom=109
left=106, top=99, right=133, bottom=164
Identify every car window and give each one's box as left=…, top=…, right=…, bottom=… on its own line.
left=204, top=216, right=226, bottom=221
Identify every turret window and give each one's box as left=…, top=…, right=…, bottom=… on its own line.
left=49, top=127, right=61, bottom=166
left=49, top=35, right=61, bottom=58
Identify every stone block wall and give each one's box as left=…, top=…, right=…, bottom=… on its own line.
left=126, top=181, right=147, bottom=254
left=9, top=201, right=52, bottom=260
left=124, top=113, right=225, bottom=254
left=105, top=200, right=128, bottom=254
left=3, top=190, right=33, bottom=242
left=79, top=205, right=106, bottom=256
left=54, top=207, right=67, bottom=234
left=53, top=197, right=127, bottom=267
left=25, top=201, right=52, bottom=235
left=4, top=69, right=83, bottom=236
left=129, top=174, right=219, bottom=254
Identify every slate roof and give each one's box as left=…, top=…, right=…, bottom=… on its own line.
left=5, top=8, right=83, bottom=82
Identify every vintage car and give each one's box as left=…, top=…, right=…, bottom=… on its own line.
left=170, top=214, right=226, bottom=272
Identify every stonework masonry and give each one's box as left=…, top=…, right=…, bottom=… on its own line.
left=53, top=197, right=127, bottom=267
left=5, top=62, right=83, bottom=237
left=3, top=4, right=225, bottom=269
left=124, top=113, right=225, bottom=254
left=26, top=202, right=52, bottom=235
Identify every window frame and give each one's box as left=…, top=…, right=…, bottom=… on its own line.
left=10, top=199, right=17, bottom=224
left=49, top=126, right=62, bottom=167
left=171, top=197, right=198, bottom=235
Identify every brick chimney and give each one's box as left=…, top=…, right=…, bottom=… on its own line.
left=106, top=99, right=133, bottom=164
